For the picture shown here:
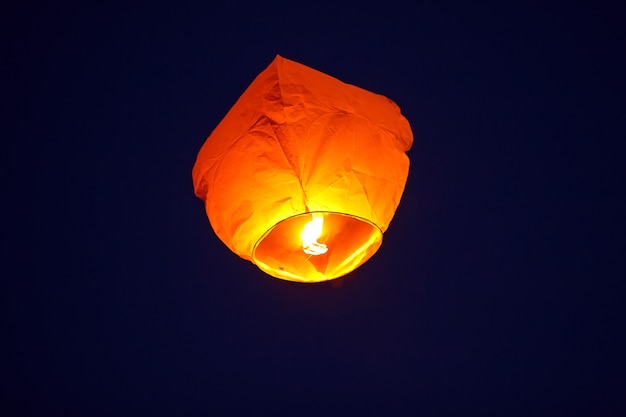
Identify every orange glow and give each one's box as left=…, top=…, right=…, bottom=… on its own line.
left=192, top=55, right=412, bottom=283
left=301, top=213, right=328, bottom=256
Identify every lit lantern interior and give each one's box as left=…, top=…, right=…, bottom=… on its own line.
left=253, top=212, right=383, bottom=283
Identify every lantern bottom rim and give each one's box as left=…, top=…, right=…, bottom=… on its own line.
left=251, top=211, right=383, bottom=283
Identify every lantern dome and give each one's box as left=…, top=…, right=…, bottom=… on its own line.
left=193, top=55, right=412, bottom=283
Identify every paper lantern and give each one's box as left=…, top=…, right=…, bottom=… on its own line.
left=192, top=55, right=412, bottom=283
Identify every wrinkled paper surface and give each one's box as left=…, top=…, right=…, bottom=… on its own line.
left=193, top=55, right=413, bottom=260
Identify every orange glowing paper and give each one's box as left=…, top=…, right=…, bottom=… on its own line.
left=192, top=55, right=412, bottom=283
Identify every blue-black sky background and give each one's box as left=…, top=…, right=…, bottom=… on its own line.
left=2, top=1, right=625, bottom=415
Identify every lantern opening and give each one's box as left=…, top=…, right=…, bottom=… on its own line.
left=252, top=212, right=383, bottom=283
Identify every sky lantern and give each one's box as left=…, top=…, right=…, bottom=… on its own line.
left=192, top=55, right=413, bottom=283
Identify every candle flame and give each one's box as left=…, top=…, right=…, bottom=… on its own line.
left=301, top=213, right=328, bottom=255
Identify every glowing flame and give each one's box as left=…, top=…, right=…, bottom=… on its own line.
left=301, top=213, right=328, bottom=255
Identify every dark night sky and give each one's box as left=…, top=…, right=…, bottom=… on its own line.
left=2, top=1, right=625, bottom=415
